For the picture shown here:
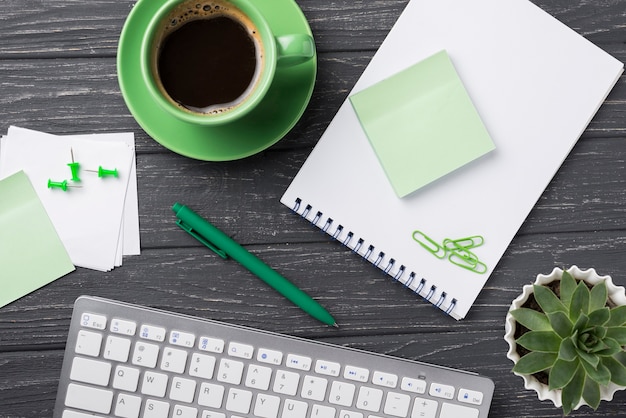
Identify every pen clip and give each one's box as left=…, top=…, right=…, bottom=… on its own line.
left=176, top=219, right=228, bottom=259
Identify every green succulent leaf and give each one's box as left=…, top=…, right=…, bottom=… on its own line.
left=516, top=331, right=561, bottom=353
left=533, top=284, right=568, bottom=314
left=589, top=281, right=608, bottom=312
left=582, top=376, right=601, bottom=411
left=513, top=352, right=558, bottom=374
left=548, top=358, right=579, bottom=390
left=580, top=361, right=611, bottom=386
left=605, top=327, right=626, bottom=345
left=572, top=313, right=589, bottom=333
left=510, top=308, right=551, bottom=331
left=615, top=351, right=626, bottom=367
left=587, top=307, right=610, bottom=327
left=547, top=311, right=573, bottom=338
left=580, top=356, right=611, bottom=386
left=559, top=337, right=578, bottom=361
left=561, top=365, right=584, bottom=416
left=559, top=271, right=577, bottom=308
left=576, top=347, right=600, bottom=368
left=602, top=356, right=626, bottom=386
left=607, top=305, right=626, bottom=327
left=569, top=281, right=590, bottom=321
left=594, top=337, right=622, bottom=357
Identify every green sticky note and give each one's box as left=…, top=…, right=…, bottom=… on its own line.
left=350, top=50, right=496, bottom=197
left=0, top=171, right=74, bottom=308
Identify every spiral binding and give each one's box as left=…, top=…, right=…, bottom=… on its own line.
left=291, top=198, right=457, bottom=316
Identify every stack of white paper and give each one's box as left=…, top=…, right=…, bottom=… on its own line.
left=0, top=126, right=140, bottom=272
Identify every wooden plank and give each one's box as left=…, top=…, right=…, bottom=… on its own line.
left=0, top=1, right=624, bottom=57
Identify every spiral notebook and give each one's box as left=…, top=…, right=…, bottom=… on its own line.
left=280, top=0, right=623, bottom=319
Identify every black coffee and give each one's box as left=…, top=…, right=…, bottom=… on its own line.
left=157, top=13, right=259, bottom=112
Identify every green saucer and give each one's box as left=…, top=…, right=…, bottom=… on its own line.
left=117, top=0, right=317, bottom=161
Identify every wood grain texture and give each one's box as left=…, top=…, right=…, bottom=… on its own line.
left=1, top=0, right=626, bottom=417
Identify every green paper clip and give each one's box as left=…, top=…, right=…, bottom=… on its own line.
left=412, top=230, right=446, bottom=259
left=444, top=236, right=483, bottom=250
left=449, top=252, right=487, bottom=274
left=413, top=230, right=488, bottom=274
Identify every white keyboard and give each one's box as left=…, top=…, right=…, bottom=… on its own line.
left=53, top=296, right=494, bottom=418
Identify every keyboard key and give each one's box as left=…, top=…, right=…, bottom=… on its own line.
left=257, top=348, right=283, bottom=365
left=141, top=371, right=169, bottom=397
left=169, top=377, right=197, bottom=403
left=411, top=397, right=438, bottom=418
left=139, top=325, right=166, bottom=342
left=383, top=392, right=411, bottom=417
left=200, top=411, right=225, bottom=418
left=344, top=365, right=369, bottom=382
left=356, top=386, right=383, bottom=412
left=110, top=318, right=136, bottom=336
left=112, top=365, right=140, bottom=392
left=228, top=342, right=254, bottom=359
left=315, top=360, right=340, bottom=377
left=281, top=399, right=308, bottom=418
left=225, top=388, right=252, bottom=414
left=198, top=336, right=224, bottom=353
left=62, top=411, right=106, bottom=418
left=103, top=335, right=132, bottom=362
left=458, top=388, right=484, bottom=405
left=372, top=371, right=398, bottom=388
left=74, top=330, right=102, bottom=357
left=170, top=330, right=195, bottom=348
left=253, top=393, right=281, bottom=418
left=301, top=375, right=328, bottom=401
left=143, top=398, right=170, bottom=418
left=440, top=402, right=479, bottom=418
left=245, top=364, right=273, bottom=390
left=114, top=393, right=141, bottom=418
left=400, top=376, right=426, bottom=394
left=429, top=382, right=455, bottom=399
left=65, top=383, right=113, bottom=414
left=329, top=381, right=356, bottom=407
left=198, top=383, right=225, bottom=408
left=286, top=354, right=312, bottom=371
left=273, top=370, right=300, bottom=396
left=172, top=404, right=198, bottom=418
left=189, top=353, right=216, bottom=379
left=160, top=347, right=188, bottom=374
left=69, top=357, right=111, bottom=386
left=132, top=341, right=160, bottom=368
left=310, top=405, right=336, bottom=418
left=217, top=358, right=244, bottom=385
left=339, top=411, right=363, bottom=418
left=80, top=313, right=107, bottom=330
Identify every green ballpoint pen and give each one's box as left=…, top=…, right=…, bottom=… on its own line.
left=172, top=203, right=338, bottom=327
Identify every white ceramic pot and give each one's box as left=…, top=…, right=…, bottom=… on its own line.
left=504, top=265, right=626, bottom=410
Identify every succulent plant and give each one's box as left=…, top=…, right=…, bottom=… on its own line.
left=510, top=271, right=626, bottom=415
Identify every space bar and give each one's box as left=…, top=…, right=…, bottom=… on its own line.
left=65, top=383, right=113, bottom=414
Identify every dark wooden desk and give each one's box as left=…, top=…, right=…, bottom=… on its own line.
left=1, top=0, right=625, bottom=416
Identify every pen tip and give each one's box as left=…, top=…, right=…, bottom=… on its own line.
left=332, top=322, right=339, bottom=328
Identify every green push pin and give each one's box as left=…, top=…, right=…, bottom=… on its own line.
left=86, top=166, right=118, bottom=178
left=67, top=148, right=81, bottom=182
left=67, top=162, right=81, bottom=182
left=98, top=166, right=118, bottom=178
left=48, top=179, right=81, bottom=191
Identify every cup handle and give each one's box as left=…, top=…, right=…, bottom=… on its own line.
left=276, top=34, right=315, bottom=67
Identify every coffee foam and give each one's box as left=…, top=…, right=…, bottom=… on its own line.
left=153, top=0, right=265, bottom=115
